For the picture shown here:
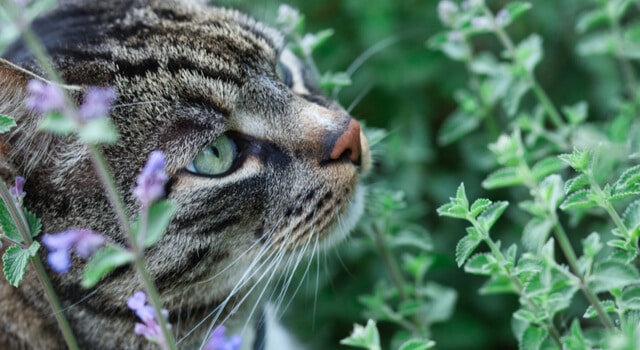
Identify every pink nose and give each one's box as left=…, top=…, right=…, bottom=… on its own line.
left=329, top=119, right=362, bottom=165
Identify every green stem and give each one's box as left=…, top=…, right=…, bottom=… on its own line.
left=467, top=217, right=563, bottom=348
left=481, top=5, right=565, bottom=129
left=0, top=182, right=79, bottom=350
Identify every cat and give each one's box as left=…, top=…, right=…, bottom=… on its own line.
left=0, top=0, right=370, bottom=349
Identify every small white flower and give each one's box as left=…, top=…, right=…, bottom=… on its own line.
left=438, top=1, right=459, bottom=26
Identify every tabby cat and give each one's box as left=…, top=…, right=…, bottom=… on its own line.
left=0, top=0, right=370, bottom=348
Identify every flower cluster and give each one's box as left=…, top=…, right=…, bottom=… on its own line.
left=132, top=150, right=169, bottom=207
left=41, top=229, right=106, bottom=273
left=25, top=80, right=117, bottom=121
left=8, top=176, right=24, bottom=206
left=127, top=291, right=171, bottom=346
left=204, top=325, right=242, bottom=350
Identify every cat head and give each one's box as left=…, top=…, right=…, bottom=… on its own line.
left=0, top=0, right=370, bottom=322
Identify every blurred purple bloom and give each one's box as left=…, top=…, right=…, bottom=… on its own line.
left=42, top=228, right=106, bottom=273
left=127, top=291, right=170, bottom=346
left=79, top=86, right=117, bottom=121
left=471, top=16, right=493, bottom=30
left=204, top=325, right=242, bottom=350
left=133, top=151, right=169, bottom=207
left=495, top=9, right=510, bottom=26
left=9, top=176, right=25, bottom=204
left=25, top=80, right=67, bottom=114
left=437, top=1, right=458, bottom=26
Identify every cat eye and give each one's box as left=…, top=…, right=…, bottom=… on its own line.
left=276, top=61, right=293, bottom=87
left=186, top=134, right=238, bottom=176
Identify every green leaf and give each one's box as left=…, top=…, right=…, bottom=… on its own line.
left=455, top=234, right=482, bottom=267
left=614, top=164, right=640, bottom=192
left=77, top=118, right=120, bottom=144
left=38, top=111, right=76, bottom=136
left=623, top=199, right=640, bottom=232
left=81, top=245, right=134, bottom=288
left=531, top=157, right=567, bottom=180
left=470, top=198, right=492, bottom=218
left=576, top=9, right=608, bottom=34
left=477, top=201, right=509, bottom=232
left=428, top=32, right=470, bottom=61
left=131, top=200, right=177, bottom=248
left=539, top=175, right=564, bottom=210
left=560, top=189, right=598, bottom=211
left=562, top=101, right=588, bottom=125
left=520, top=326, right=547, bottom=350
left=564, top=174, right=590, bottom=194
left=582, top=232, right=602, bottom=259
left=562, top=320, right=590, bottom=349
left=499, top=2, right=532, bottom=27
left=437, top=183, right=469, bottom=219
left=0, top=200, right=22, bottom=243
left=513, top=309, right=538, bottom=324
left=319, top=71, right=351, bottom=90
left=502, top=77, right=531, bottom=117
left=398, top=339, right=436, bottom=350
left=480, top=274, right=516, bottom=294
left=522, top=217, right=553, bottom=251
left=577, top=32, right=616, bottom=56
left=437, top=109, right=480, bottom=146
left=589, top=259, right=640, bottom=293
left=482, top=167, right=524, bottom=189
left=2, top=242, right=39, bottom=287
left=464, top=253, right=496, bottom=275
left=583, top=300, right=615, bottom=319
left=558, top=150, right=590, bottom=173
left=514, top=34, right=542, bottom=73
left=0, top=114, right=17, bottom=134
left=24, top=209, right=42, bottom=238
left=340, top=319, right=381, bottom=350
left=621, top=285, right=640, bottom=310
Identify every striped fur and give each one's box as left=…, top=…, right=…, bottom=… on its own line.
left=0, top=0, right=370, bottom=349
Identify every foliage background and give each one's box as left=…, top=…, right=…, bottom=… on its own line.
left=216, top=1, right=632, bottom=349
left=1, top=0, right=633, bottom=349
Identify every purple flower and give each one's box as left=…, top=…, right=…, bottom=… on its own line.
left=9, top=176, right=25, bottom=204
left=495, top=9, right=510, bottom=26
left=471, top=16, right=493, bottom=30
left=133, top=151, right=169, bottom=207
left=437, top=1, right=458, bottom=26
left=204, top=325, right=242, bottom=350
left=79, top=86, right=117, bottom=121
left=42, top=228, right=106, bottom=273
left=25, top=80, right=67, bottom=114
left=127, top=291, right=170, bottom=346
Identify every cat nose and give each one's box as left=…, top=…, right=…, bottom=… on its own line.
left=328, top=118, right=362, bottom=165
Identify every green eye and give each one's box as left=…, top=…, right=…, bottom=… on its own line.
left=187, top=134, right=237, bottom=176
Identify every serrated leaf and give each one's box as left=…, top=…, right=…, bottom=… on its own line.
left=77, top=118, right=120, bottom=145
left=522, top=217, right=553, bottom=251
left=2, top=242, right=39, bottom=287
left=520, top=326, right=547, bottom=350
left=502, top=77, right=531, bottom=117
left=340, top=319, right=381, bottom=350
left=482, top=167, right=524, bottom=189
left=436, top=202, right=467, bottom=219
left=455, top=234, right=482, bottom=267
left=480, top=274, right=516, bottom=294
left=539, top=175, right=564, bottom=210
left=0, top=201, right=21, bottom=243
left=81, top=245, right=134, bottom=288
left=515, top=34, right=542, bottom=73
left=513, top=309, right=538, bottom=324
left=621, top=285, right=640, bottom=310
left=0, top=114, right=16, bottom=134
left=477, top=201, right=509, bottom=232
left=37, top=111, right=76, bottom=136
left=589, top=260, right=640, bottom=293
left=564, top=174, right=590, bottom=194
left=614, top=164, right=640, bottom=192
left=558, top=150, right=590, bottom=173
left=531, top=157, right=567, bottom=180
left=131, top=200, right=177, bottom=248
left=470, top=198, right=492, bottom=218
left=623, top=199, right=640, bottom=232
left=583, top=300, right=616, bottom=318
left=24, top=210, right=41, bottom=238
left=562, top=101, right=589, bottom=125
left=464, top=253, right=496, bottom=275
left=582, top=232, right=602, bottom=259
left=398, top=339, right=436, bottom=350
left=609, top=190, right=640, bottom=203
left=562, top=320, right=590, bottom=349
left=560, top=189, right=597, bottom=210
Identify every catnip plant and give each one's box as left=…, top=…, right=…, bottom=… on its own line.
left=433, top=0, right=640, bottom=349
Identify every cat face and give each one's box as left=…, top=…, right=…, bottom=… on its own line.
left=0, top=0, right=369, bottom=346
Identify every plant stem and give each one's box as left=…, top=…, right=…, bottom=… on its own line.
left=0, top=182, right=79, bottom=350
left=481, top=5, right=565, bottom=129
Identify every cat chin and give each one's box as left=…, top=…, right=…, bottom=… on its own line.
left=320, top=183, right=366, bottom=250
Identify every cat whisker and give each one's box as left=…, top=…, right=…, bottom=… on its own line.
left=111, top=100, right=167, bottom=109
left=347, top=82, right=373, bottom=114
